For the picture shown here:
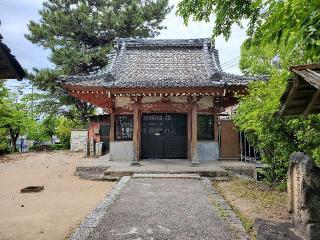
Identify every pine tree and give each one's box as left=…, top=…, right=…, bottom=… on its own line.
left=26, top=0, right=172, bottom=125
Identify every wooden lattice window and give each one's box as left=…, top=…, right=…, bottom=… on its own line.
left=197, top=115, right=214, bottom=140
left=115, top=115, right=133, bottom=140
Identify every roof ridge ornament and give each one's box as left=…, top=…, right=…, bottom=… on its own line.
left=202, top=42, right=221, bottom=81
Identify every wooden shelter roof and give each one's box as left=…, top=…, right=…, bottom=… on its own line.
left=0, top=34, right=25, bottom=80
left=279, top=63, right=320, bottom=116
left=60, top=38, right=263, bottom=89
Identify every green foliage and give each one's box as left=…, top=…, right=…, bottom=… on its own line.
left=0, top=90, right=33, bottom=152
left=177, top=0, right=320, bottom=67
left=56, top=117, right=82, bottom=148
left=26, top=0, right=172, bottom=124
left=287, top=115, right=320, bottom=166
left=239, top=41, right=275, bottom=76
left=25, top=118, right=46, bottom=142
left=28, top=144, right=45, bottom=152
left=0, top=128, right=12, bottom=155
left=177, top=0, right=260, bottom=41
left=256, top=0, right=320, bottom=63
left=26, top=0, right=171, bottom=73
left=234, top=72, right=293, bottom=183
left=234, top=72, right=320, bottom=183
left=50, top=143, right=67, bottom=150
left=42, top=114, right=58, bottom=143
left=177, top=0, right=320, bottom=184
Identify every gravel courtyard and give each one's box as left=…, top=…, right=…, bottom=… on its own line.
left=0, top=151, right=115, bottom=240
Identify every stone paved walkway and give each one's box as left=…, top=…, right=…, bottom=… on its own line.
left=79, top=177, right=248, bottom=240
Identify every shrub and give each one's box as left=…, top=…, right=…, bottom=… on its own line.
left=56, top=117, right=83, bottom=149
left=29, top=144, right=47, bottom=151
left=50, top=143, right=66, bottom=150
left=234, top=71, right=320, bottom=185
left=0, top=142, right=13, bottom=155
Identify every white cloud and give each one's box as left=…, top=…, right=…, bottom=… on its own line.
left=158, top=0, right=248, bottom=74
left=0, top=0, right=51, bottom=71
left=0, top=0, right=247, bottom=76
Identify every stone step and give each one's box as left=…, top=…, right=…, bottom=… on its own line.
left=75, top=166, right=110, bottom=180
left=132, top=173, right=201, bottom=179
left=107, top=170, right=228, bottom=177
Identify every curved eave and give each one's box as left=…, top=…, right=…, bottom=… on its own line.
left=62, top=83, right=249, bottom=101
left=0, top=40, right=26, bottom=80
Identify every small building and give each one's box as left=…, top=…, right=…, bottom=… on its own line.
left=88, top=114, right=110, bottom=153
left=61, top=38, right=260, bottom=165
left=279, top=63, right=320, bottom=116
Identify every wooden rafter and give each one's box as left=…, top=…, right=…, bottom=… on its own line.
left=279, top=78, right=299, bottom=116
left=292, top=69, right=320, bottom=89
left=303, top=90, right=320, bottom=116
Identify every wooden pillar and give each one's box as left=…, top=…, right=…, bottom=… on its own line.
left=132, top=104, right=141, bottom=166
left=110, top=113, right=115, bottom=142
left=187, top=110, right=192, bottom=160
left=191, top=102, right=199, bottom=166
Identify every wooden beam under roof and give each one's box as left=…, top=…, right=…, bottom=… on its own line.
left=279, top=63, right=320, bottom=116
left=279, top=78, right=299, bottom=116
left=303, top=90, right=320, bottom=116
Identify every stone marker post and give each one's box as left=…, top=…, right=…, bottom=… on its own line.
left=95, top=142, right=103, bottom=156
left=89, top=137, right=95, bottom=156
left=288, top=152, right=320, bottom=240
left=83, top=140, right=89, bottom=157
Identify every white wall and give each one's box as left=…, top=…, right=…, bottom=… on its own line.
left=70, top=130, right=88, bottom=152
left=197, top=141, right=219, bottom=161
left=109, top=141, right=134, bottom=161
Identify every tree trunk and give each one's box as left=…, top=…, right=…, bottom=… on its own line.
left=11, top=135, right=19, bottom=152
left=8, top=127, right=19, bottom=152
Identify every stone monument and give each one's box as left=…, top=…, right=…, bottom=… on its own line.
left=83, top=140, right=89, bottom=157
left=95, top=142, right=104, bottom=156
left=89, top=137, right=95, bottom=156
left=288, top=152, right=320, bottom=240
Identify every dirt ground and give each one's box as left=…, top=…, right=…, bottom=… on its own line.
left=215, top=179, right=290, bottom=224
left=0, top=150, right=115, bottom=240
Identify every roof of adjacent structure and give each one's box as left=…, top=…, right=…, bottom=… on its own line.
left=60, top=38, right=261, bottom=88
left=279, top=63, right=320, bottom=116
left=0, top=34, right=25, bottom=80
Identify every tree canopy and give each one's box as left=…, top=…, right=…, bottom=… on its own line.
left=26, top=0, right=172, bottom=125
left=0, top=85, right=33, bottom=152
left=177, top=0, right=320, bottom=185
left=177, top=0, right=320, bottom=68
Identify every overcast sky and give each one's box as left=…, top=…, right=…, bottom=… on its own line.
left=1, top=0, right=248, bottom=91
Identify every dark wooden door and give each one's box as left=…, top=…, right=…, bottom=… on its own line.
left=141, top=113, right=187, bottom=159
left=100, top=124, right=110, bottom=152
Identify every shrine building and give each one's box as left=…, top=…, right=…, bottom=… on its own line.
left=60, top=38, right=260, bottom=165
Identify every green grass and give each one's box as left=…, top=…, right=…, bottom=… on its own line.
left=230, top=203, right=256, bottom=239
left=213, top=179, right=289, bottom=239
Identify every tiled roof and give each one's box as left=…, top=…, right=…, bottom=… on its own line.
left=60, top=38, right=260, bottom=88
left=0, top=34, right=25, bottom=80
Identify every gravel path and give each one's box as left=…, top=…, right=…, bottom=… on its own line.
left=86, top=178, right=247, bottom=240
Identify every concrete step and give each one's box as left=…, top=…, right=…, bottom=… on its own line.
left=132, top=173, right=201, bottom=179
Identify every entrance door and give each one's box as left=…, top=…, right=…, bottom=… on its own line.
left=100, top=124, right=110, bottom=153
left=141, top=113, right=187, bottom=159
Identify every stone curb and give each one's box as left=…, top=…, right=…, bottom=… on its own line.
left=69, top=176, right=131, bottom=240
left=132, top=173, right=201, bottom=179
left=201, top=178, right=250, bottom=240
